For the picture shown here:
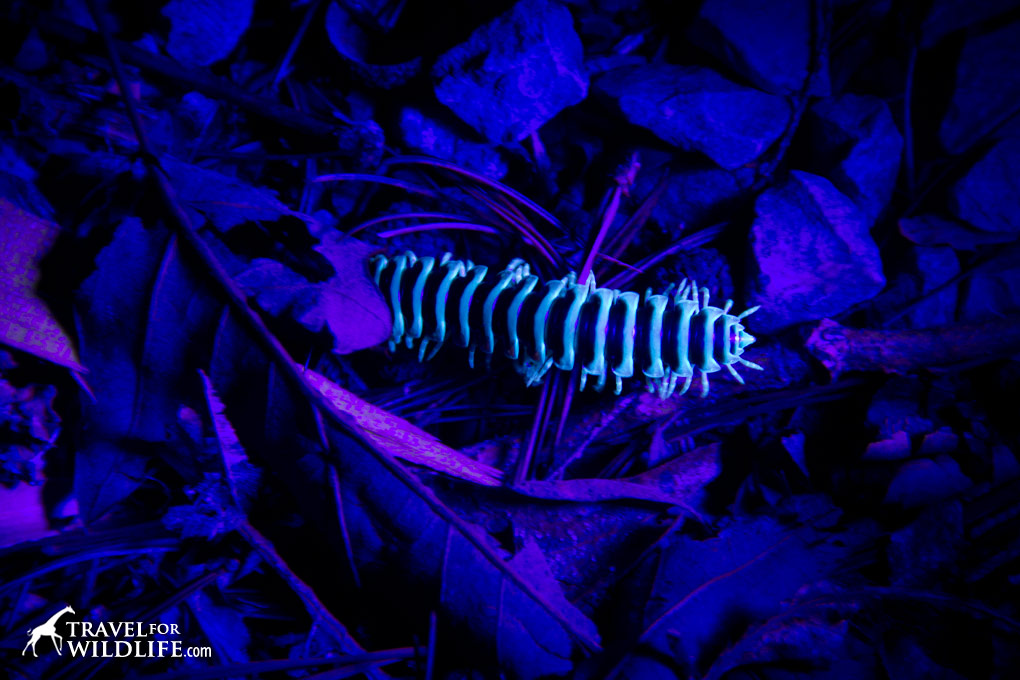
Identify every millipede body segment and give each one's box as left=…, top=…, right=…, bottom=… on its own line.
left=370, top=251, right=762, bottom=398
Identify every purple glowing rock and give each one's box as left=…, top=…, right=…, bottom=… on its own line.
left=908, top=246, right=960, bottom=328
left=595, top=64, right=790, bottom=170
left=939, top=21, right=1020, bottom=154
left=635, top=160, right=748, bottom=231
left=959, top=261, right=1020, bottom=323
left=869, top=245, right=960, bottom=329
left=866, top=376, right=934, bottom=441
left=950, top=136, right=1020, bottom=234
left=806, top=94, right=902, bottom=228
left=398, top=107, right=508, bottom=179
left=921, top=0, right=1020, bottom=47
left=899, top=213, right=1014, bottom=250
left=747, top=171, right=885, bottom=332
left=689, top=0, right=830, bottom=96
left=432, top=0, right=588, bottom=145
left=884, top=456, right=972, bottom=509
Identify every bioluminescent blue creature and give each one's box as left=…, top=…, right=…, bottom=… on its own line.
left=371, top=251, right=761, bottom=398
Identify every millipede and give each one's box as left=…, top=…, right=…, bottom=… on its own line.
left=370, top=251, right=762, bottom=398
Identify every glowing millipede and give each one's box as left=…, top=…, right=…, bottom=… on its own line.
left=370, top=251, right=762, bottom=398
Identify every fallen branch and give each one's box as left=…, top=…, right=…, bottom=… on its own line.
left=807, top=317, right=1020, bottom=377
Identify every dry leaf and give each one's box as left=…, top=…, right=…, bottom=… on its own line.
left=0, top=198, right=84, bottom=371
left=302, top=366, right=503, bottom=486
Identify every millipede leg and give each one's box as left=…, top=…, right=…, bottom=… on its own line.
left=425, top=340, right=444, bottom=362
left=526, top=358, right=555, bottom=387
left=666, top=371, right=679, bottom=398
left=725, top=362, right=745, bottom=384
left=738, top=356, right=764, bottom=371
left=700, top=371, right=710, bottom=398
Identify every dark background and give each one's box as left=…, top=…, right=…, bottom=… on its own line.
left=1, top=0, right=1019, bottom=678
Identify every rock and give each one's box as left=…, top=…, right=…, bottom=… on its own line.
left=863, top=431, right=912, bottom=462
left=432, top=0, right=587, bottom=144
left=747, top=171, right=885, bottom=332
left=14, top=27, right=48, bottom=72
left=595, top=64, right=790, bottom=170
left=689, top=0, right=829, bottom=95
left=884, top=456, right=971, bottom=509
left=781, top=432, right=809, bottom=476
left=398, top=108, right=507, bottom=179
left=899, top=214, right=1014, bottom=250
left=993, top=444, right=1020, bottom=485
left=828, top=0, right=891, bottom=93
left=656, top=246, right=735, bottom=304
left=959, top=264, right=1020, bottom=323
left=866, top=376, right=933, bottom=440
left=919, top=429, right=959, bottom=456
left=634, top=161, right=747, bottom=231
left=922, top=0, right=1020, bottom=48
left=940, top=22, right=1020, bottom=154
left=872, top=245, right=960, bottom=329
left=911, top=246, right=960, bottom=328
left=888, top=502, right=963, bottom=587
left=950, top=136, right=1020, bottom=234
left=806, top=95, right=902, bottom=227
left=325, top=1, right=421, bottom=89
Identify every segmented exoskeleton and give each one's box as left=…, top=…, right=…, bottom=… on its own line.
left=370, top=251, right=761, bottom=398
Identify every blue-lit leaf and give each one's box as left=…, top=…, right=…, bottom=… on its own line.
left=236, top=235, right=390, bottom=354
left=432, top=0, right=588, bottom=144
left=163, top=0, right=254, bottom=67
left=596, top=64, right=790, bottom=170
left=74, top=441, right=148, bottom=523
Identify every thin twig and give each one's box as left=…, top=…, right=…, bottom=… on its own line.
left=273, top=0, right=324, bottom=91
left=241, top=519, right=368, bottom=654
left=553, top=369, right=577, bottom=449
left=347, top=212, right=472, bottom=236
left=328, top=466, right=363, bottom=589
left=579, top=184, right=624, bottom=283
left=425, top=611, right=437, bottom=680
left=603, top=223, right=726, bottom=290
left=377, top=223, right=500, bottom=238
left=515, top=375, right=553, bottom=484
left=386, top=156, right=562, bottom=229
left=603, top=168, right=670, bottom=264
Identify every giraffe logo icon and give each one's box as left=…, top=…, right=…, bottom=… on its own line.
left=22, top=606, right=75, bottom=657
